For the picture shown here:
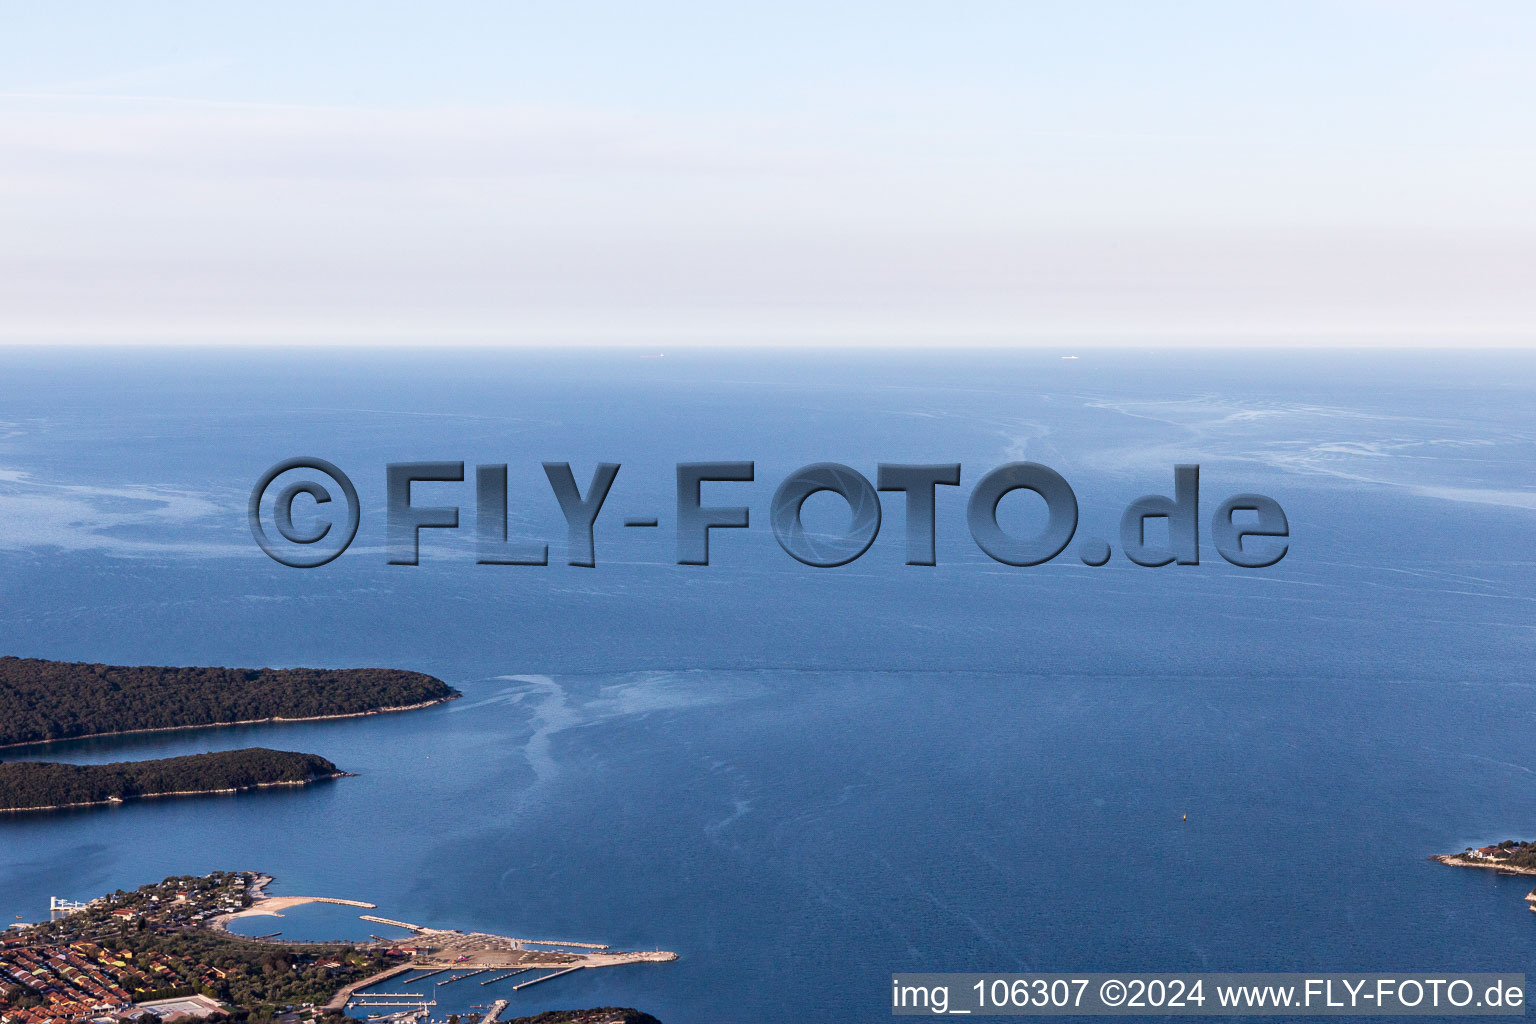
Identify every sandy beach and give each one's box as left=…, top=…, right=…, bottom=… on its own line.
left=208, top=878, right=376, bottom=930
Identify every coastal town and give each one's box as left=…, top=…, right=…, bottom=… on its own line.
left=0, top=873, right=671, bottom=1024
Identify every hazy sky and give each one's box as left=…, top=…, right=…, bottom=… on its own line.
left=2, top=2, right=1534, bottom=345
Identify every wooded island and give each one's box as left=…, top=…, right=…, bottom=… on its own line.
left=0, top=749, right=344, bottom=812
left=0, top=657, right=457, bottom=746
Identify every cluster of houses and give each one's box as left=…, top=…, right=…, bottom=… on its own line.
left=1, top=873, right=411, bottom=1024
left=0, top=940, right=224, bottom=1024
left=117, top=878, right=248, bottom=929
left=0, top=874, right=259, bottom=1024
left=1465, top=841, right=1531, bottom=862
left=40, top=876, right=250, bottom=934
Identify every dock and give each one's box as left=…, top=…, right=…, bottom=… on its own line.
left=323, top=963, right=414, bottom=1011
left=512, top=966, right=583, bottom=990
left=477, top=1000, right=509, bottom=1024
left=317, top=927, right=673, bottom=1012
left=515, top=938, right=609, bottom=950
left=360, top=915, right=425, bottom=932
left=350, top=993, right=437, bottom=1010
left=358, top=1010, right=430, bottom=1024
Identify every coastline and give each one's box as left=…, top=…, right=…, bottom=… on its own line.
left=1430, top=853, right=1536, bottom=877
left=209, top=885, right=378, bottom=934
left=0, top=771, right=354, bottom=815
left=0, top=695, right=458, bottom=751
left=12, top=866, right=676, bottom=1021
left=321, top=964, right=414, bottom=1012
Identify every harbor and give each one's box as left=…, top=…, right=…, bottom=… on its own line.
left=343, top=955, right=674, bottom=1021
left=288, top=904, right=676, bottom=1019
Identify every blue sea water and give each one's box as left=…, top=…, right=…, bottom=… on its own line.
left=0, top=348, right=1534, bottom=1022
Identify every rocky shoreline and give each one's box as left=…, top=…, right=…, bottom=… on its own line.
left=1431, top=853, right=1536, bottom=877
left=1432, top=850, right=1536, bottom=914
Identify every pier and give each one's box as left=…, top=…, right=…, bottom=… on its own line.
left=312, top=923, right=673, bottom=1012
left=512, top=966, right=583, bottom=990
left=477, top=1000, right=509, bottom=1024
left=350, top=993, right=437, bottom=1010
left=514, top=938, right=608, bottom=950
left=49, top=898, right=90, bottom=914
left=323, top=964, right=415, bottom=1011
left=360, top=915, right=425, bottom=932
left=358, top=1010, right=430, bottom=1024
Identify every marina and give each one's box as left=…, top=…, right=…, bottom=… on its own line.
left=264, top=897, right=683, bottom=1017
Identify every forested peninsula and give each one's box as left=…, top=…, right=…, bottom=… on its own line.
left=0, top=657, right=457, bottom=747
left=0, top=749, right=344, bottom=812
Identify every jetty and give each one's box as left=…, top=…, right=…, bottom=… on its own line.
left=436, top=969, right=488, bottom=986
left=323, top=964, right=414, bottom=1011
left=513, top=966, right=583, bottom=990
left=480, top=969, right=530, bottom=985
left=515, top=938, right=608, bottom=950
left=478, top=1000, right=509, bottom=1024
left=351, top=988, right=436, bottom=1007
left=212, top=894, right=378, bottom=937
left=360, top=915, right=424, bottom=931
left=349, top=993, right=437, bottom=1010
left=358, top=1010, right=430, bottom=1024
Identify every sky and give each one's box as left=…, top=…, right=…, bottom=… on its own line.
left=2, top=2, right=1534, bottom=346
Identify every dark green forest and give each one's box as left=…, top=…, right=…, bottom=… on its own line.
left=504, top=1012, right=662, bottom=1024
left=0, top=657, right=456, bottom=746
left=0, top=748, right=341, bottom=811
